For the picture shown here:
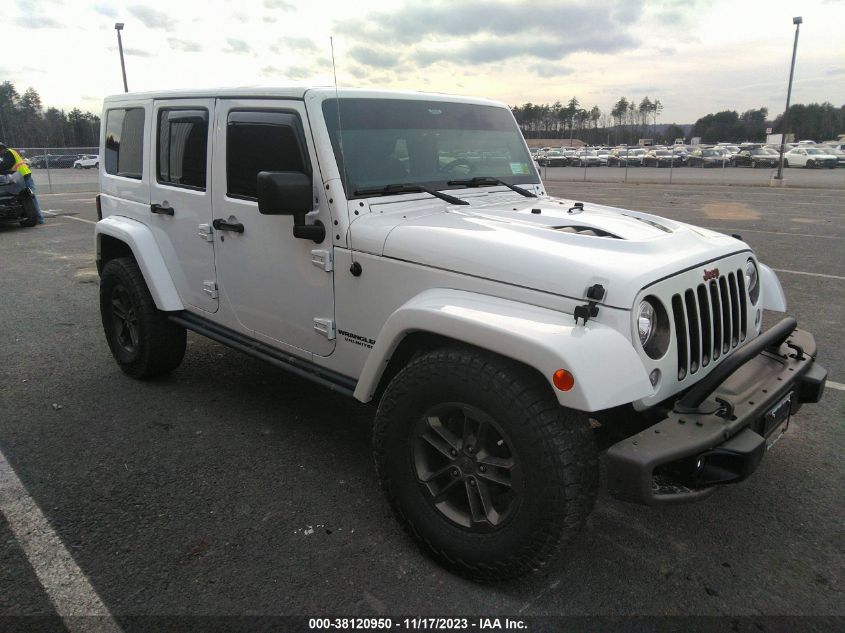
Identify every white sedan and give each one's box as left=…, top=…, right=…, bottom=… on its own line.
left=783, top=147, right=838, bottom=169
left=73, top=155, right=99, bottom=169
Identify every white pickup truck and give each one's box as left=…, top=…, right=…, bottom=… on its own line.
left=94, top=87, right=826, bottom=581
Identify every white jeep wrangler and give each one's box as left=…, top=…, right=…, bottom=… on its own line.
left=95, top=88, right=826, bottom=580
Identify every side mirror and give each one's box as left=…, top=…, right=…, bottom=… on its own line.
left=256, top=171, right=324, bottom=243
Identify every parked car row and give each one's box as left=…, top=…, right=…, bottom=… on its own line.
left=27, top=153, right=99, bottom=169
left=529, top=143, right=844, bottom=168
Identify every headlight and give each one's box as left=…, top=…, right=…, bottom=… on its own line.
left=637, top=296, right=670, bottom=360
left=745, top=259, right=759, bottom=304
left=638, top=300, right=656, bottom=346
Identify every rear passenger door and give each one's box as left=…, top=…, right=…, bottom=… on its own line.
left=149, top=99, right=218, bottom=313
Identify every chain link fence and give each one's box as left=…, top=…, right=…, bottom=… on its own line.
left=12, top=144, right=844, bottom=195
left=535, top=144, right=845, bottom=189
left=15, top=147, right=99, bottom=194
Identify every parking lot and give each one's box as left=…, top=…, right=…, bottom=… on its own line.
left=1, top=183, right=843, bottom=629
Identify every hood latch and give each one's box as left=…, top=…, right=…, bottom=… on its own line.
left=574, top=284, right=605, bottom=325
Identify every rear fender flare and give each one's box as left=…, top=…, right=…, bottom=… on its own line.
left=95, top=216, right=183, bottom=311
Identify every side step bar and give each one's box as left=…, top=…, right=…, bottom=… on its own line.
left=169, top=312, right=357, bottom=398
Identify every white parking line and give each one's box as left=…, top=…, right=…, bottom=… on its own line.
left=827, top=380, right=845, bottom=392
left=0, top=450, right=124, bottom=631
left=772, top=268, right=845, bottom=281
left=42, top=210, right=96, bottom=225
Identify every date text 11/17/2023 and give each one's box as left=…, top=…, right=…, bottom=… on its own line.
left=308, top=617, right=527, bottom=630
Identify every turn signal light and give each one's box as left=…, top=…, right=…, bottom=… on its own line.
left=553, top=369, right=575, bottom=391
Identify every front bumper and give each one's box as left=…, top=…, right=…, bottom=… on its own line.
left=0, top=196, right=24, bottom=219
left=606, top=321, right=826, bottom=505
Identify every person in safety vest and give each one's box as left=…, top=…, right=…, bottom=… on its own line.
left=0, top=142, right=44, bottom=224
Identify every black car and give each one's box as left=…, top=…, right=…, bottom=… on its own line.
left=687, top=148, right=729, bottom=168
left=731, top=148, right=780, bottom=168
left=537, top=150, right=568, bottom=167
left=52, top=154, right=83, bottom=168
left=0, top=170, right=39, bottom=227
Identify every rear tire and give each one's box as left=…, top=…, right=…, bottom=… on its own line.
left=806, top=159, right=815, bottom=169
left=19, top=197, right=37, bottom=227
left=100, top=257, right=186, bottom=378
left=373, top=347, right=598, bottom=582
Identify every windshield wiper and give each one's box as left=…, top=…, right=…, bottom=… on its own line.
left=353, top=183, right=469, bottom=205
left=447, top=176, right=537, bottom=198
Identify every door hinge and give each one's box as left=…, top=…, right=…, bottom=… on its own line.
left=313, top=318, right=336, bottom=340
left=310, top=249, right=333, bottom=272
left=203, top=280, right=219, bottom=299
left=198, top=223, right=214, bottom=242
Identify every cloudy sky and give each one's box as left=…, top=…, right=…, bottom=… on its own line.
left=6, top=0, right=845, bottom=123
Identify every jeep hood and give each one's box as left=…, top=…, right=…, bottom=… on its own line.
left=349, top=193, right=749, bottom=309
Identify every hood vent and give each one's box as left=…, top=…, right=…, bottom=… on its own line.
left=552, top=225, right=621, bottom=239
left=621, top=214, right=672, bottom=233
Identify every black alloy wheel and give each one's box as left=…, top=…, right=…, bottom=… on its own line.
left=99, top=257, right=186, bottom=378
left=413, top=402, right=522, bottom=531
left=110, top=283, right=140, bottom=353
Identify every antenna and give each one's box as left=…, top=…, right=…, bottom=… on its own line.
left=330, top=37, right=349, bottom=194
left=330, top=37, right=360, bottom=275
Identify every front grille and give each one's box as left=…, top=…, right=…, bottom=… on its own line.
left=671, top=268, right=747, bottom=380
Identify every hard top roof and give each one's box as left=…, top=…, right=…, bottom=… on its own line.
left=102, top=86, right=506, bottom=108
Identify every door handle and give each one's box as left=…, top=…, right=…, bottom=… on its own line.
left=151, top=203, right=174, bottom=216
left=212, top=218, right=245, bottom=233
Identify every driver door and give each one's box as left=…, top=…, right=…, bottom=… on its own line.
left=211, top=99, right=335, bottom=357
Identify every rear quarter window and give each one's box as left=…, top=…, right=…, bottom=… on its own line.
left=105, top=108, right=145, bottom=179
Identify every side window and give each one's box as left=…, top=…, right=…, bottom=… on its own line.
left=157, top=108, right=208, bottom=190
left=226, top=110, right=309, bottom=200
left=105, top=108, right=144, bottom=179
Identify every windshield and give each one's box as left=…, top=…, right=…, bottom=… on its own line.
left=322, top=98, right=538, bottom=198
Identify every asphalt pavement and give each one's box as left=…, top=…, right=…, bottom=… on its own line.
left=0, top=185, right=843, bottom=628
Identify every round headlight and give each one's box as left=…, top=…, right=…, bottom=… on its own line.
left=745, top=259, right=759, bottom=303
left=638, top=300, right=656, bottom=346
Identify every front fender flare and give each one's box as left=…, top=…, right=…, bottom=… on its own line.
left=95, top=216, right=183, bottom=311
left=355, top=289, right=653, bottom=412
left=758, top=263, right=786, bottom=312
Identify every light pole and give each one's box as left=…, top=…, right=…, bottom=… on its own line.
left=115, top=23, right=128, bottom=93
left=775, top=16, right=802, bottom=182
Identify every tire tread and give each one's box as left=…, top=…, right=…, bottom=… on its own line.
left=373, top=347, right=597, bottom=582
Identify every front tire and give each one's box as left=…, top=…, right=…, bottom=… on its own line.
left=19, top=197, right=38, bottom=227
left=373, top=347, right=598, bottom=581
left=100, top=257, right=186, bottom=378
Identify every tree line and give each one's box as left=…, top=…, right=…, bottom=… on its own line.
left=0, top=81, right=100, bottom=149
left=690, top=103, right=844, bottom=143
left=512, top=96, right=682, bottom=145
left=513, top=96, right=845, bottom=145
left=1, top=80, right=842, bottom=150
